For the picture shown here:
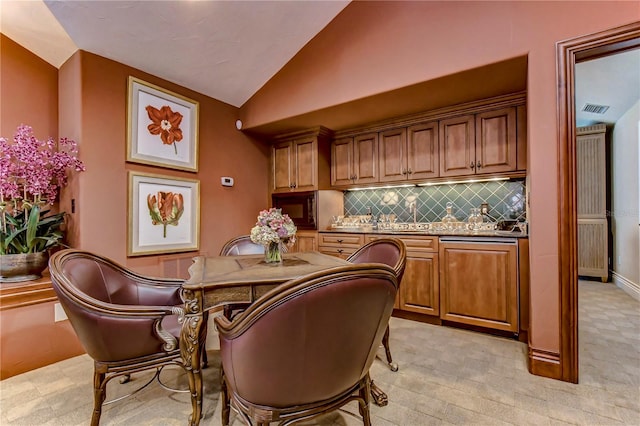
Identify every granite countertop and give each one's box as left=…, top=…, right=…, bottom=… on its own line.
left=319, top=225, right=528, bottom=239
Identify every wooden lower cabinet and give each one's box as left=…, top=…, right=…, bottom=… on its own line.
left=366, top=235, right=439, bottom=315
left=400, top=252, right=439, bottom=315
left=319, top=233, right=523, bottom=334
left=318, top=232, right=364, bottom=259
left=439, top=240, right=518, bottom=332
left=289, top=231, right=317, bottom=253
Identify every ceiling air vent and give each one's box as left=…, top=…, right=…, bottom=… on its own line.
left=582, top=103, right=610, bottom=114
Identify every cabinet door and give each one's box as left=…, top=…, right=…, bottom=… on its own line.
left=399, top=252, right=439, bottom=316
left=353, top=133, right=378, bottom=184
left=408, top=122, right=439, bottom=180
left=378, top=128, right=407, bottom=183
left=475, top=107, right=517, bottom=174
left=293, top=137, right=317, bottom=191
left=290, top=231, right=317, bottom=253
left=439, top=242, right=518, bottom=332
left=577, top=218, right=608, bottom=280
left=331, top=138, right=354, bottom=186
left=271, top=141, right=294, bottom=193
left=439, top=115, right=475, bottom=177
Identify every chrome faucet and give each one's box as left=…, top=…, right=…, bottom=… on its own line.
left=408, top=200, right=417, bottom=224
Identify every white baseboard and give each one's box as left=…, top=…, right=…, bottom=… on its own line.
left=611, top=271, right=640, bottom=302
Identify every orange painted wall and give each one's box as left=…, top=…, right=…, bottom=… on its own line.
left=1, top=38, right=84, bottom=379
left=0, top=300, right=85, bottom=379
left=58, top=51, right=270, bottom=275
left=240, top=2, right=639, bottom=357
left=0, top=34, right=58, bottom=147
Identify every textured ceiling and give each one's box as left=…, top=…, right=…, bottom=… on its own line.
left=575, top=48, right=640, bottom=127
left=1, top=0, right=349, bottom=107
left=1, top=1, right=637, bottom=126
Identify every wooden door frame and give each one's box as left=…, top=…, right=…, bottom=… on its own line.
left=556, top=21, right=640, bottom=383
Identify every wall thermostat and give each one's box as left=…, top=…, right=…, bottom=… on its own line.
left=221, top=177, right=234, bottom=187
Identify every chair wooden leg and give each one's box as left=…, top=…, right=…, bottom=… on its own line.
left=91, top=368, right=107, bottom=426
left=201, top=312, right=209, bottom=369
left=201, top=348, right=209, bottom=369
left=221, top=371, right=230, bottom=426
left=382, top=325, right=398, bottom=371
left=359, top=375, right=372, bottom=426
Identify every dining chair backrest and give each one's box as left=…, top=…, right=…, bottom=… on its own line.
left=214, top=263, right=398, bottom=424
left=219, top=235, right=264, bottom=256
left=346, top=237, right=407, bottom=283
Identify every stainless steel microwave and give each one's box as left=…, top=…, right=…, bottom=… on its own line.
left=272, top=190, right=344, bottom=231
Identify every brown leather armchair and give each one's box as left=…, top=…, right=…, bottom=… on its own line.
left=48, top=249, right=204, bottom=426
left=215, top=263, right=398, bottom=426
left=347, top=237, right=407, bottom=371
left=219, top=235, right=264, bottom=256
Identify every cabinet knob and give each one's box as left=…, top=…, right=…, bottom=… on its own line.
left=402, top=169, right=407, bottom=175
left=337, top=249, right=343, bottom=254
left=470, top=161, right=475, bottom=169
left=476, top=162, right=482, bottom=169
left=337, top=239, right=343, bottom=243
left=408, top=168, right=413, bottom=175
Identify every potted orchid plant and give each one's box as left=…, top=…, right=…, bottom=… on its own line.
left=0, top=125, right=85, bottom=282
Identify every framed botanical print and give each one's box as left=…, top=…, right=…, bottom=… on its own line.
left=128, top=171, right=200, bottom=256
left=127, top=76, right=199, bottom=172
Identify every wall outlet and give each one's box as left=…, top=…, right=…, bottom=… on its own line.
left=54, top=303, right=68, bottom=322
left=480, top=202, right=489, bottom=215
left=618, top=255, right=622, bottom=265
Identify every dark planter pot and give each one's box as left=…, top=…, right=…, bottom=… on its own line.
left=0, top=252, right=50, bottom=283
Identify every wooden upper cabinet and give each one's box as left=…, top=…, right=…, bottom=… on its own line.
left=271, top=138, right=316, bottom=192
left=292, top=137, right=317, bottom=191
left=331, top=137, right=354, bottom=186
left=332, top=133, right=378, bottom=186
left=329, top=96, right=526, bottom=187
left=378, top=122, right=438, bottom=183
left=475, top=107, right=517, bottom=174
left=272, top=141, right=294, bottom=192
left=378, top=128, right=407, bottom=182
left=439, top=107, right=518, bottom=178
left=407, top=122, right=439, bottom=180
left=271, top=127, right=331, bottom=194
left=439, top=115, right=475, bottom=177
left=353, top=133, right=378, bottom=184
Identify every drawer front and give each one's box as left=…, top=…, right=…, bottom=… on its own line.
left=318, top=233, right=364, bottom=248
left=318, top=246, right=359, bottom=260
left=366, top=234, right=438, bottom=252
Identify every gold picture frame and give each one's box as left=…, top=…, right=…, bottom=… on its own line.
left=128, top=171, right=200, bottom=256
left=127, top=76, right=199, bottom=172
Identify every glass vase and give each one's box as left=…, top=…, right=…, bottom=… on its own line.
left=264, top=241, right=283, bottom=264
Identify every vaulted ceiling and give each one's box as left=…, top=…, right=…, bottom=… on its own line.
left=1, top=0, right=349, bottom=107
left=2, top=1, right=637, bottom=129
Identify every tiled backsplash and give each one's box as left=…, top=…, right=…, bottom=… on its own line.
left=344, top=179, right=526, bottom=223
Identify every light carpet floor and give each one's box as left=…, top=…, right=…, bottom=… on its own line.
left=1, top=280, right=638, bottom=425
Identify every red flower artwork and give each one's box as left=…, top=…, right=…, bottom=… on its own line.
left=146, top=105, right=184, bottom=154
